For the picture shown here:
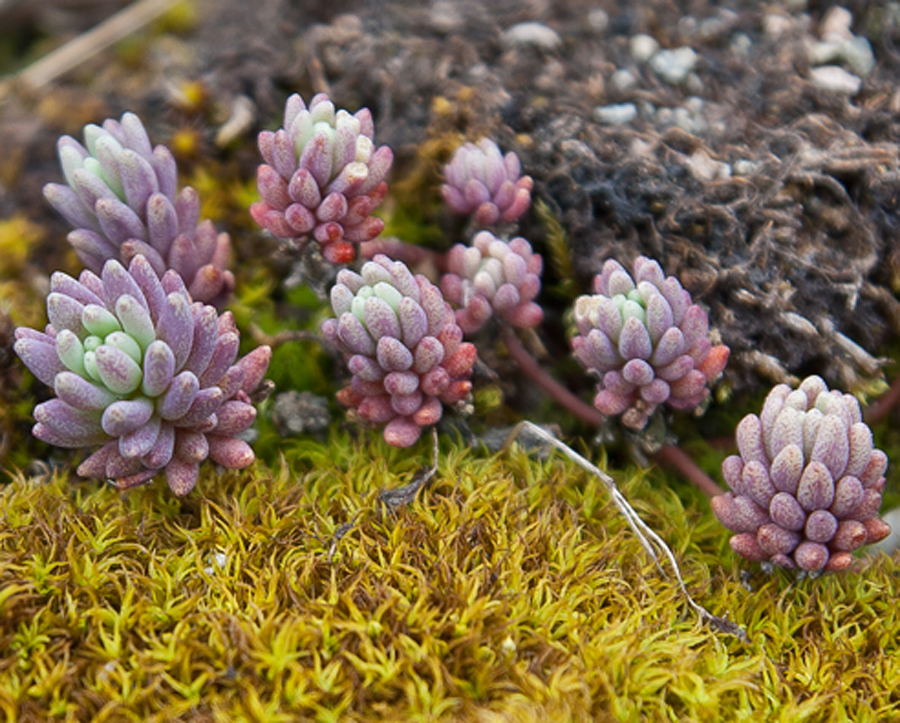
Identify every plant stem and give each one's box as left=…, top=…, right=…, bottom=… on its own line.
left=654, top=445, right=724, bottom=497
left=500, top=325, right=724, bottom=497
left=500, top=326, right=602, bottom=426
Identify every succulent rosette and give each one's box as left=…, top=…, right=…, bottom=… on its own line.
left=712, top=375, right=891, bottom=573
left=441, top=139, right=533, bottom=226
left=43, top=112, right=235, bottom=307
left=321, top=254, right=477, bottom=447
left=251, top=93, right=393, bottom=264
left=571, top=256, right=729, bottom=430
left=13, top=255, right=271, bottom=496
left=440, top=231, right=544, bottom=334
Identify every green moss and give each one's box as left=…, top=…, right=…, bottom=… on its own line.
left=1, top=435, right=897, bottom=721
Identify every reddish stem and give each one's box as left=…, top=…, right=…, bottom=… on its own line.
left=500, top=326, right=724, bottom=497
left=500, top=327, right=602, bottom=426
left=654, top=445, right=725, bottom=497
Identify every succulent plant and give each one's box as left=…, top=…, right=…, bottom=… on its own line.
left=440, top=231, right=544, bottom=334
left=321, top=254, right=477, bottom=447
left=441, top=139, right=533, bottom=227
left=571, top=256, right=729, bottom=430
left=13, top=255, right=271, bottom=496
left=43, top=112, right=235, bottom=307
left=712, top=375, right=891, bottom=574
left=251, top=92, right=393, bottom=264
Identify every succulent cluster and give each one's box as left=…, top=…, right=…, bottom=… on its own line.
left=322, top=255, right=477, bottom=447
left=441, top=139, right=533, bottom=227
left=43, top=112, right=234, bottom=307
left=712, top=376, right=891, bottom=573
left=440, top=231, right=544, bottom=334
left=14, top=256, right=271, bottom=496
left=571, top=256, right=729, bottom=430
left=251, top=93, right=393, bottom=264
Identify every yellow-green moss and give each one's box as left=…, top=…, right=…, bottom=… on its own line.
left=1, top=433, right=897, bottom=721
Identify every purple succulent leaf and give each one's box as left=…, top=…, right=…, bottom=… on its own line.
left=768, top=407, right=805, bottom=461
left=412, top=336, right=445, bottom=374
left=809, top=414, right=850, bottom=480
left=769, top=444, right=804, bottom=495
left=70, top=167, right=118, bottom=210
left=621, top=358, right=655, bottom=387
left=165, top=457, right=200, bottom=496
left=731, top=495, right=771, bottom=533
left=77, top=441, right=118, bottom=478
left=213, top=401, right=257, bottom=436
left=120, top=240, right=166, bottom=276
left=793, top=541, right=829, bottom=571
left=796, top=461, right=835, bottom=511
left=830, top=475, right=865, bottom=518
left=146, top=193, right=179, bottom=256
left=174, top=429, right=209, bottom=464
left=736, top=414, right=768, bottom=467
left=158, top=370, right=200, bottom=420
left=151, top=145, right=178, bottom=199
left=181, top=305, right=219, bottom=375
left=384, top=371, right=420, bottom=396
left=141, top=340, right=176, bottom=397
left=94, top=345, right=143, bottom=395
left=859, top=450, right=887, bottom=488
left=337, top=313, right=376, bottom=356
left=142, top=421, right=175, bottom=469
left=757, top=524, right=802, bottom=556
left=115, top=295, right=156, bottom=350
left=198, top=332, right=240, bottom=387
left=844, top=423, right=873, bottom=478
left=34, top=398, right=104, bottom=445
left=119, top=415, right=162, bottom=459
left=376, top=336, right=414, bottom=372
left=721, top=455, right=745, bottom=492
left=15, top=333, right=66, bottom=386
left=174, top=186, right=201, bottom=237
left=101, top=397, right=154, bottom=437
left=44, top=183, right=100, bottom=231
left=207, top=435, right=255, bottom=469
left=54, top=370, right=119, bottom=411
left=47, top=293, right=86, bottom=336
left=177, top=387, right=224, bottom=428
left=156, top=292, right=194, bottom=370
left=742, top=460, right=777, bottom=509
left=617, top=317, right=652, bottom=360
left=118, top=148, right=159, bottom=213
left=769, top=491, right=807, bottom=531
left=805, top=509, right=838, bottom=543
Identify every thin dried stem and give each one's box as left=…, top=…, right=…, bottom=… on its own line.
left=502, top=421, right=747, bottom=640
left=2, top=0, right=177, bottom=96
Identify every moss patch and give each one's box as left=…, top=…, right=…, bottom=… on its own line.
left=1, top=435, right=897, bottom=721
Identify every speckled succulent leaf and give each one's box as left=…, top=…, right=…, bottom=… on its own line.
left=441, top=139, right=533, bottom=226
left=251, top=92, right=393, bottom=264
left=441, top=231, right=543, bottom=334
left=322, top=254, right=476, bottom=448
left=571, top=255, right=729, bottom=429
left=14, top=256, right=270, bottom=496
left=712, top=375, right=891, bottom=574
left=44, top=112, right=234, bottom=306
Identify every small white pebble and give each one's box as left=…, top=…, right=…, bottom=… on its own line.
left=594, top=103, right=638, bottom=125
left=810, top=65, right=861, bottom=95
left=733, top=159, right=758, bottom=176
left=611, top=68, right=637, bottom=91
left=502, top=22, right=562, bottom=50
left=630, top=34, right=659, bottom=63
left=649, top=47, right=698, bottom=84
left=763, top=13, right=794, bottom=39
left=588, top=9, right=609, bottom=32
left=820, top=6, right=854, bottom=41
